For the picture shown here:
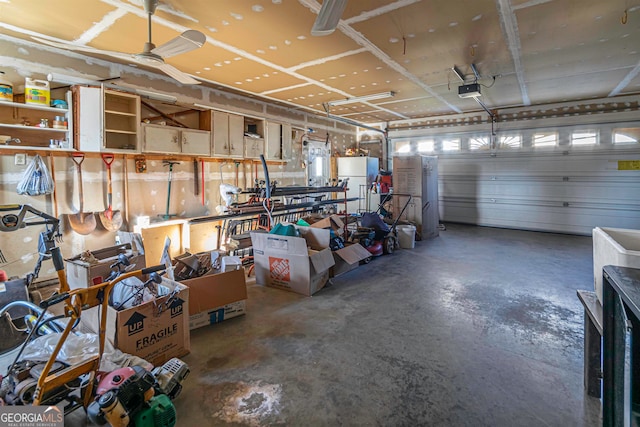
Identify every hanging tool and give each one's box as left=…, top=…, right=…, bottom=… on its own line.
left=201, top=159, right=205, bottom=206
left=123, top=155, right=129, bottom=229
left=67, top=153, right=97, bottom=235
left=98, top=153, right=123, bottom=231
left=193, top=159, right=199, bottom=197
left=160, top=160, right=180, bottom=220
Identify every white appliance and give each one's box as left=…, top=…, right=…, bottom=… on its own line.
left=337, top=157, right=379, bottom=214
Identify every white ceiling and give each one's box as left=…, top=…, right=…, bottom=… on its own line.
left=1, top=0, right=640, bottom=124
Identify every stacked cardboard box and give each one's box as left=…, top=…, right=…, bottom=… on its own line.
left=80, top=277, right=190, bottom=367
left=251, top=226, right=335, bottom=296
left=65, top=243, right=146, bottom=290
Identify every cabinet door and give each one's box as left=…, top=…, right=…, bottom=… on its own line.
left=77, top=86, right=103, bottom=152
left=212, top=111, right=230, bottom=156
left=265, top=122, right=281, bottom=160
left=244, top=137, right=264, bottom=159
left=282, top=124, right=292, bottom=161
left=228, top=113, right=244, bottom=158
left=143, top=125, right=180, bottom=153
left=181, top=129, right=211, bottom=156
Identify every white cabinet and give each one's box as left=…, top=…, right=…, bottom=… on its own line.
left=282, top=124, right=292, bottom=160
left=211, top=111, right=243, bottom=158
left=76, top=86, right=140, bottom=153
left=0, top=90, right=73, bottom=151
left=265, top=122, right=280, bottom=160
left=181, top=129, right=210, bottom=156
left=244, top=136, right=264, bottom=159
left=142, top=124, right=211, bottom=156
left=265, top=122, right=292, bottom=161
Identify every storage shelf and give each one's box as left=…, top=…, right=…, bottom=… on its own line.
left=0, top=123, right=68, bottom=132
left=0, top=145, right=76, bottom=152
left=0, top=101, right=68, bottom=114
left=105, top=110, right=137, bottom=116
left=105, top=129, right=138, bottom=135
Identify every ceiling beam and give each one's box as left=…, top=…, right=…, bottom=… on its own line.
left=609, top=61, right=640, bottom=97
left=495, top=0, right=531, bottom=106
left=74, top=8, right=127, bottom=44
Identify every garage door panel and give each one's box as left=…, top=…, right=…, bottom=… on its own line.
left=438, top=150, right=640, bottom=234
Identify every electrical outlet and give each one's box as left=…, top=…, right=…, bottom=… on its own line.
left=14, top=153, right=26, bottom=165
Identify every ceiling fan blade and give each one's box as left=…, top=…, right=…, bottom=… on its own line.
left=151, top=30, right=206, bottom=58
left=156, top=62, right=200, bottom=85
left=32, top=36, right=136, bottom=62
left=311, top=0, right=347, bottom=36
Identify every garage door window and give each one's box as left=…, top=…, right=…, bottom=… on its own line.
left=418, top=139, right=435, bottom=152
left=442, top=138, right=460, bottom=151
left=499, top=135, right=522, bottom=149
left=395, top=140, right=411, bottom=154
left=469, top=136, right=490, bottom=150
left=533, top=133, right=557, bottom=148
left=571, top=131, right=598, bottom=146
left=613, top=128, right=640, bottom=145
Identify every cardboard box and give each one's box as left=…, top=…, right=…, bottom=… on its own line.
left=80, top=278, right=190, bottom=366
left=180, top=268, right=248, bottom=330
left=189, top=300, right=246, bottom=330
left=305, top=214, right=345, bottom=232
left=251, top=226, right=335, bottom=296
left=65, top=244, right=146, bottom=290
left=331, top=243, right=372, bottom=277
left=28, top=278, right=65, bottom=317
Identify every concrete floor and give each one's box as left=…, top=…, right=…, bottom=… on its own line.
left=2, top=223, right=602, bottom=426
left=173, top=223, right=601, bottom=426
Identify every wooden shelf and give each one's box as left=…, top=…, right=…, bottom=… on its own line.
left=105, top=110, right=137, bottom=116
left=105, top=129, right=138, bottom=134
left=0, top=101, right=68, bottom=114
left=0, top=146, right=76, bottom=155
left=0, top=123, right=68, bottom=132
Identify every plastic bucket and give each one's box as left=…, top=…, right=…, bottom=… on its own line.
left=0, top=71, right=13, bottom=102
left=397, top=225, right=416, bottom=249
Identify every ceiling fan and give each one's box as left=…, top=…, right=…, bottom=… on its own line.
left=32, top=0, right=205, bottom=85
left=311, top=0, right=347, bottom=36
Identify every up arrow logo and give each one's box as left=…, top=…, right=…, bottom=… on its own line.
left=169, top=297, right=185, bottom=318
left=124, top=311, right=146, bottom=336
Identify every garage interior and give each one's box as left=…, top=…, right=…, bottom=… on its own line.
left=0, top=0, right=639, bottom=425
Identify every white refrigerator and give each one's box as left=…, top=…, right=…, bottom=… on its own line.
left=337, top=156, right=379, bottom=214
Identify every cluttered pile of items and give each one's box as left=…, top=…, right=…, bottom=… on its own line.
left=0, top=205, right=192, bottom=426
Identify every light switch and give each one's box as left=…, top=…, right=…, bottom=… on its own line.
left=14, top=153, right=26, bottom=165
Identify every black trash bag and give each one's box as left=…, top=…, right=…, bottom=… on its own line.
left=361, top=212, right=390, bottom=232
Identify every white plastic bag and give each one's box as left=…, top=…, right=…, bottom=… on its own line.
left=17, top=154, right=54, bottom=196
left=110, top=276, right=171, bottom=310
left=22, top=332, right=99, bottom=365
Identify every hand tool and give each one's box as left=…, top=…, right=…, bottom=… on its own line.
left=160, top=160, right=180, bottom=220
left=67, top=153, right=97, bottom=235
left=98, top=153, right=123, bottom=231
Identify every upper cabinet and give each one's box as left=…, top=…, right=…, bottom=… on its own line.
left=265, top=122, right=292, bottom=161
left=75, top=86, right=140, bottom=153
left=142, top=123, right=210, bottom=156
left=243, top=117, right=265, bottom=160
left=202, top=111, right=244, bottom=158
left=0, top=88, right=73, bottom=151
